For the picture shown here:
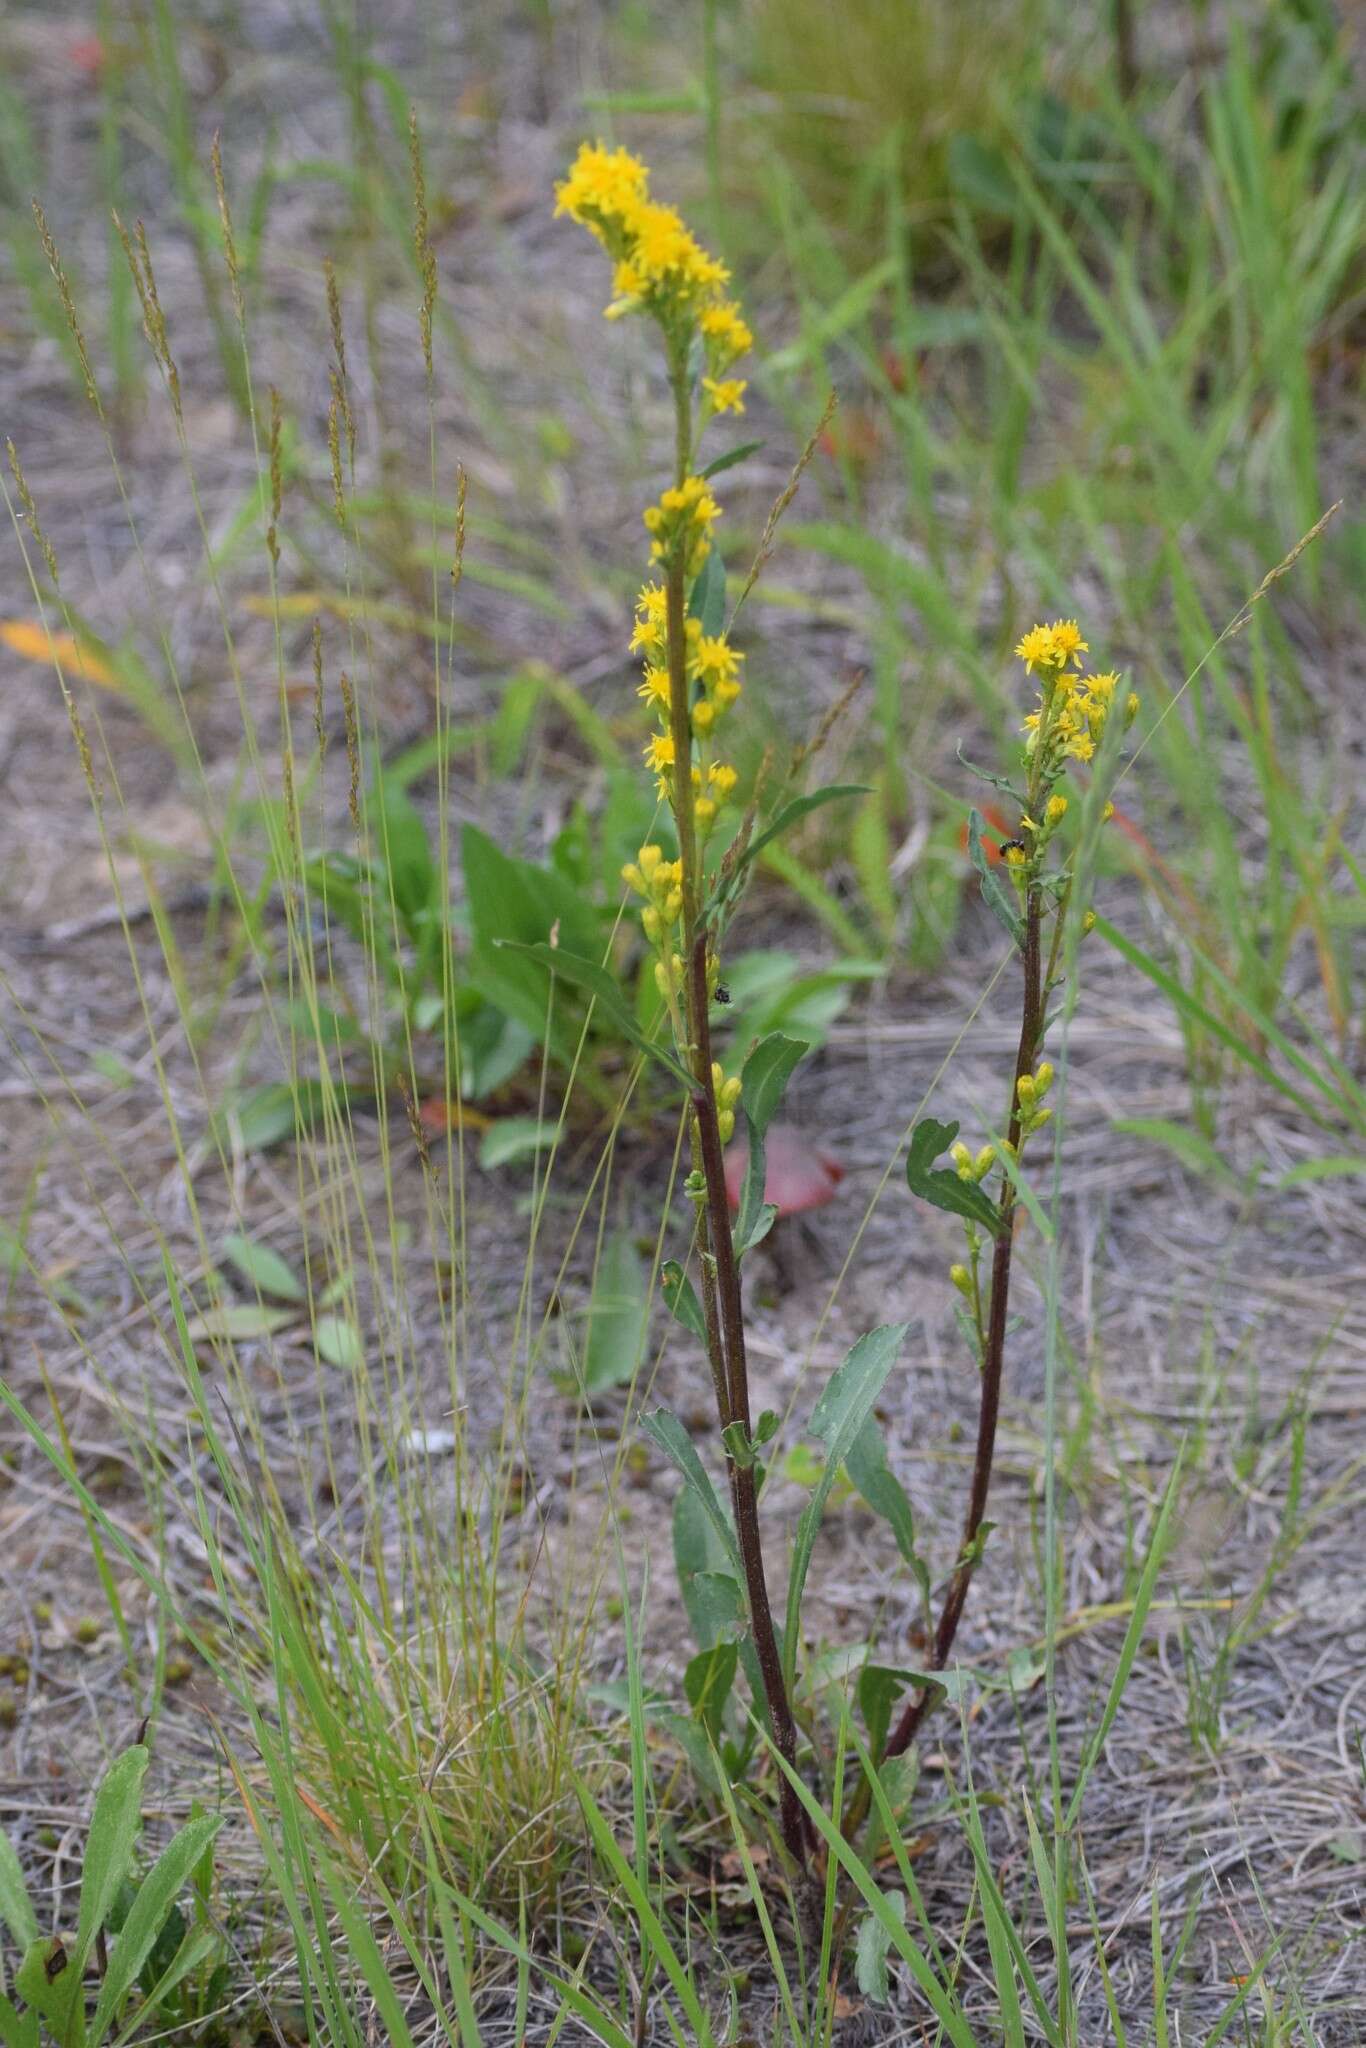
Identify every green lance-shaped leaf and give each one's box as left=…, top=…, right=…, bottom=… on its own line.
left=846, top=1418, right=925, bottom=1595
left=687, top=547, right=727, bottom=636
left=495, top=940, right=693, bottom=1087
left=89, top=1812, right=223, bottom=2045
left=0, top=1826, right=39, bottom=1953
left=967, top=807, right=1024, bottom=947
left=905, top=1118, right=1002, bottom=1235
left=641, top=1411, right=743, bottom=1580
left=76, top=1747, right=149, bottom=1985
left=660, top=1259, right=708, bottom=1345
left=782, top=1323, right=910, bottom=1694
left=683, top=1642, right=738, bottom=1748
left=732, top=1032, right=810, bottom=1258
left=15, top=1939, right=81, bottom=2045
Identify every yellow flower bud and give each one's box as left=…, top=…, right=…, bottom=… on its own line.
left=1045, top=794, right=1068, bottom=825
left=695, top=796, right=717, bottom=826
left=653, top=959, right=671, bottom=997
left=641, top=906, right=662, bottom=942
left=621, top=862, right=645, bottom=893
left=974, top=1145, right=996, bottom=1179
left=639, top=844, right=663, bottom=876
left=711, top=1062, right=724, bottom=1092
left=1102, top=801, right=1115, bottom=822
left=692, top=699, right=716, bottom=733
left=1031, top=1104, right=1053, bottom=1131
left=663, top=889, right=683, bottom=923
left=1082, top=909, right=1097, bottom=935
left=1017, top=1074, right=1036, bottom=1106
left=1034, top=1061, right=1054, bottom=1096
left=721, top=1076, right=742, bottom=1108
left=950, top=1140, right=974, bottom=1179
left=718, top=1108, right=735, bottom=1144
left=949, top=1263, right=973, bottom=1297
left=1125, top=692, right=1140, bottom=725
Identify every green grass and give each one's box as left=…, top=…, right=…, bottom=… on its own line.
left=0, top=0, right=1359, bottom=2040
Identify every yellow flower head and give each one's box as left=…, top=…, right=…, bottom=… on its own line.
left=1014, top=624, right=1055, bottom=672
left=702, top=376, right=747, bottom=416
left=644, top=732, right=676, bottom=795
left=554, top=142, right=650, bottom=235
left=1049, top=621, right=1088, bottom=668
left=637, top=665, right=671, bottom=710
left=629, top=582, right=668, bottom=658
left=644, top=474, right=721, bottom=574
left=708, top=761, right=738, bottom=799
left=700, top=299, right=753, bottom=363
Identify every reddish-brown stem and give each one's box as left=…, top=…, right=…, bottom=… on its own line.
left=660, top=534, right=808, bottom=1873
left=878, top=882, right=1045, bottom=1770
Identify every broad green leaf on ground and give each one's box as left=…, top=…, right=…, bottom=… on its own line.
left=220, top=1232, right=304, bottom=1303
left=579, top=1231, right=649, bottom=1393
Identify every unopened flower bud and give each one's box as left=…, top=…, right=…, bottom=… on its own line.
left=1017, top=1074, right=1036, bottom=1107
left=718, top=1108, right=735, bottom=1144
left=1125, top=692, right=1140, bottom=726
left=1102, top=801, right=1115, bottom=822
left=974, top=1145, right=996, bottom=1179
left=641, top=906, right=662, bottom=941
left=949, top=1263, right=973, bottom=1297
left=1034, top=1061, right=1054, bottom=1096
left=1045, top=794, right=1068, bottom=825
left=950, top=1140, right=974, bottom=1180
left=1082, top=909, right=1097, bottom=935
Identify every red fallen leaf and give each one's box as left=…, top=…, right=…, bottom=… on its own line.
left=69, top=35, right=105, bottom=75
left=723, top=1123, right=845, bottom=1216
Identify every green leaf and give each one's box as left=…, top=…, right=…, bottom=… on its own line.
left=1112, top=1117, right=1238, bottom=1183
left=967, top=809, right=1024, bottom=946
left=313, top=1314, right=365, bottom=1370
left=641, top=1412, right=743, bottom=1580
left=15, top=1939, right=82, bottom=2045
left=855, top=1889, right=906, bottom=2002
left=730, top=785, right=870, bottom=881
left=782, top=1325, right=909, bottom=1693
left=700, top=439, right=764, bottom=482
left=494, top=942, right=692, bottom=1087
left=733, top=1034, right=809, bottom=1258
left=220, top=1232, right=304, bottom=1303
left=216, top=1080, right=321, bottom=1150
left=75, top=1747, right=148, bottom=1989
left=905, top=1119, right=1001, bottom=1234
left=688, top=548, right=727, bottom=637
left=579, top=1232, right=649, bottom=1394
left=856, top=1664, right=906, bottom=1764
left=476, top=1118, right=556, bottom=1169
left=684, top=1642, right=737, bottom=1747
left=181, top=1304, right=296, bottom=1347
left=846, top=1419, right=921, bottom=1577
left=661, top=1260, right=708, bottom=1344
left=0, top=1991, right=39, bottom=2048
left=372, top=775, right=435, bottom=926
left=89, top=1814, right=222, bottom=2045
left=0, top=1829, right=38, bottom=1953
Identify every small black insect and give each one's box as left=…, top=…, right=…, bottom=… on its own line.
left=999, top=839, right=1027, bottom=861
left=714, top=984, right=731, bottom=1004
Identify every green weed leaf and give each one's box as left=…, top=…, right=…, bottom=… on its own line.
left=495, top=941, right=692, bottom=1088
left=661, top=1260, right=708, bottom=1344
left=0, top=1829, right=39, bottom=1953
left=905, top=1119, right=1001, bottom=1234
left=580, top=1232, right=649, bottom=1394
left=312, top=1314, right=365, bottom=1370
left=700, top=439, right=764, bottom=481
left=855, top=1888, right=906, bottom=2002
left=89, top=1813, right=222, bottom=2044
left=733, top=1033, right=809, bottom=1257
left=642, top=1412, right=743, bottom=1580
left=782, top=1324, right=909, bottom=1693
left=967, top=809, right=1024, bottom=946
left=220, top=1232, right=304, bottom=1303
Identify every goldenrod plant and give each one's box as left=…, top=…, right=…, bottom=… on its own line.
left=554, top=147, right=1145, bottom=1893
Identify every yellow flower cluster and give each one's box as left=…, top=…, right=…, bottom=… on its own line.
left=621, top=844, right=683, bottom=945
left=643, top=475, right=721, bottom=577
left=554, top=143, right=750, bottom=411
left=1015, top=621, right=1140, bottom=772
left=630, top=580, right=743, bottom=818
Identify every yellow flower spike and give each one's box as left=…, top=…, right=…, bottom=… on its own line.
left=974, top=1145, right=996, bottom=1180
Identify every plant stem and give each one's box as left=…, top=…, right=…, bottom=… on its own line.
left=884, top=885, right=1044, bottom=1761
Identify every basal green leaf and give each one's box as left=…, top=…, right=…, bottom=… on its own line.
left=312, top=1314, right=365, bottom=1370
left=220, top=1232, right=304, bottom=1304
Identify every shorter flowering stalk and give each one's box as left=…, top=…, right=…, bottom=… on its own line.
left=876, top=620, right=1138, bottom=1780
